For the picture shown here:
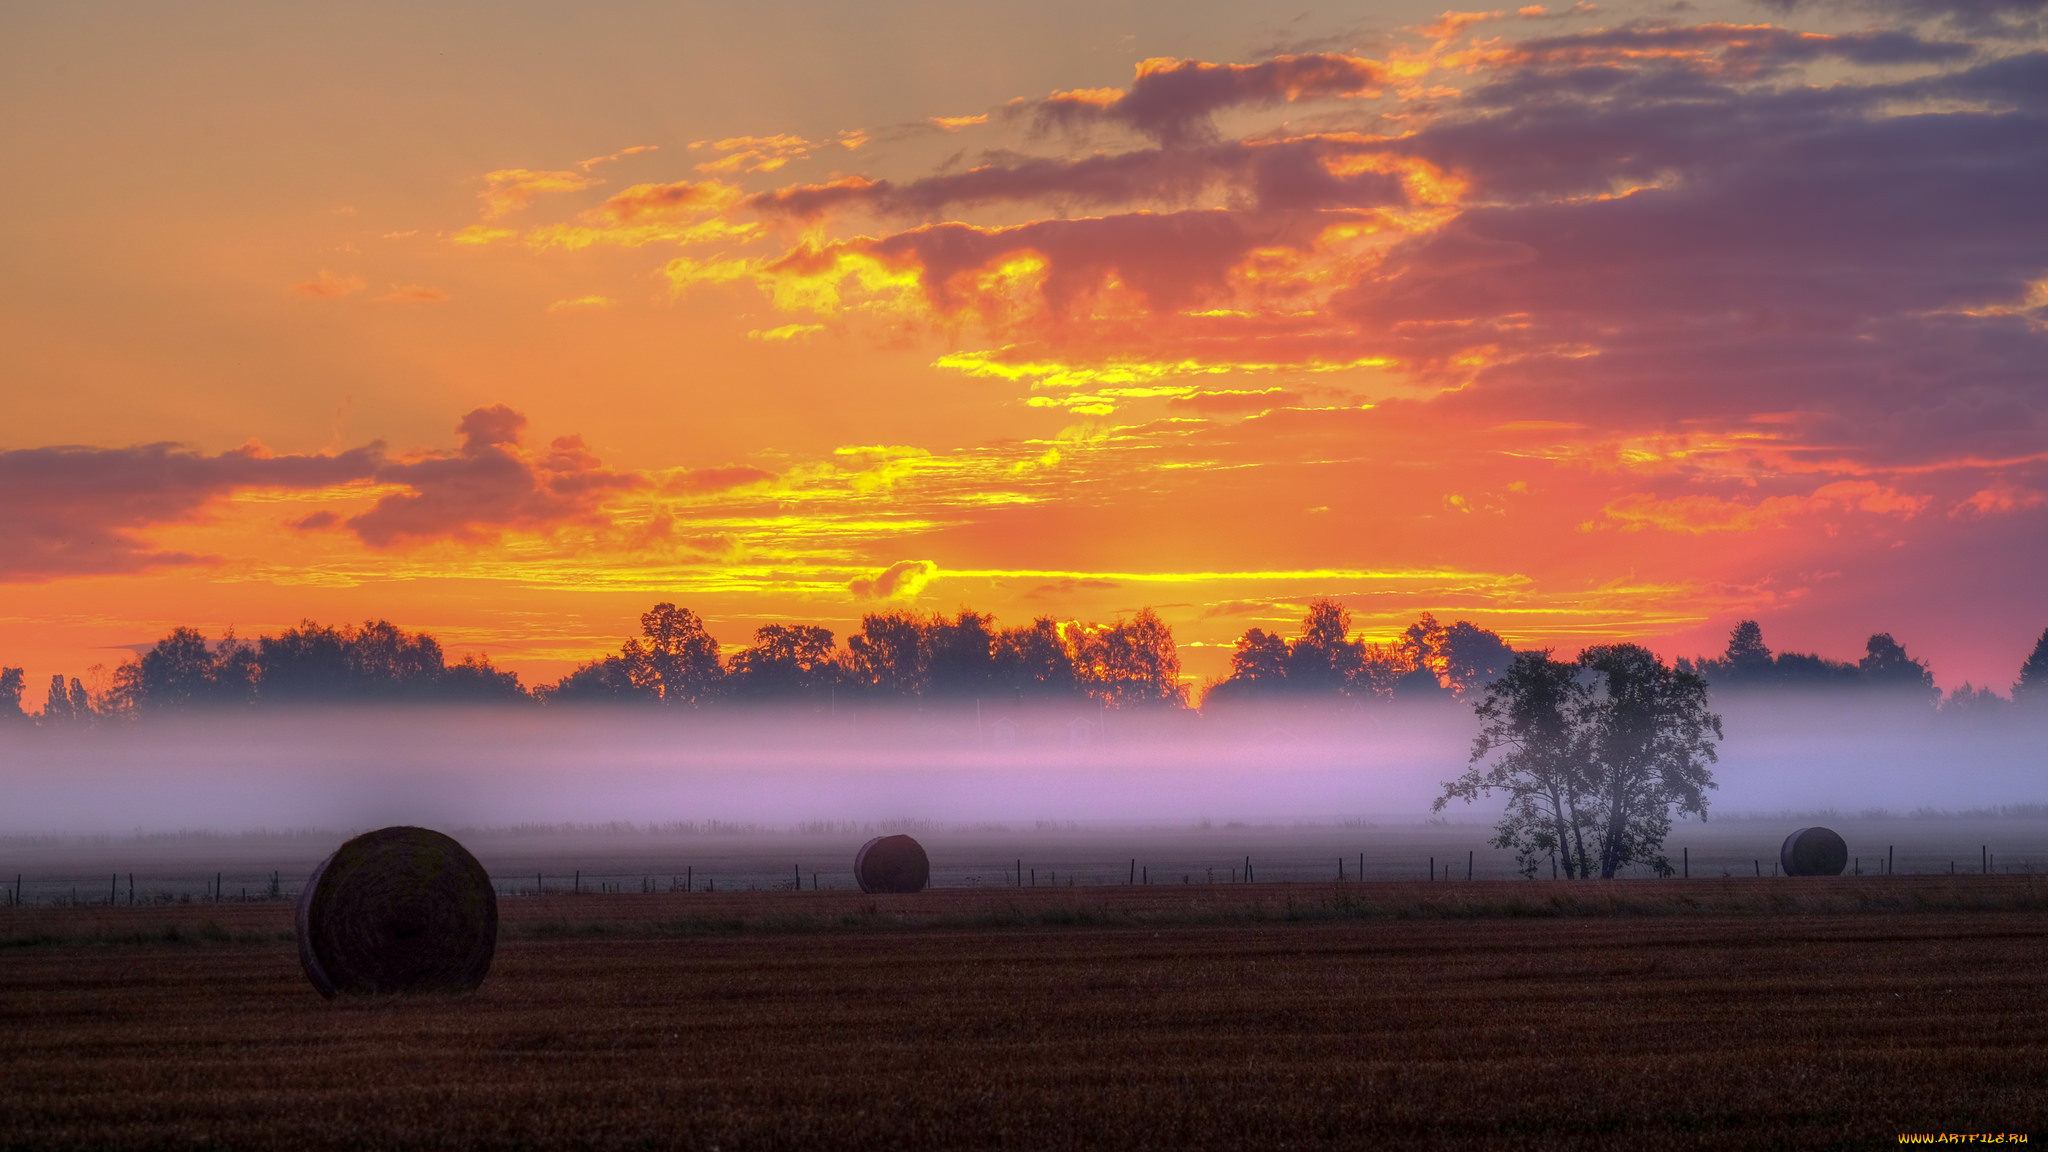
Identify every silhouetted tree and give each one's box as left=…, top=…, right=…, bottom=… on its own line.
left=257, top=621, right=354, bottom=700
left=539, top=654, right=650, bottom=703
left=1076, top=608, right=1184, bottom=707
left=1940, top=682, right=2009, bottom=716
left=1859, top=632, right=1937, bottom=704
left=130, top=627, right=219, bottom=711
left=1401, top=613, right=1514, bottom=696
left=41, top=674, right=92, bottom=725
left=725, top=624, right=841, bottom=698
left=436, top=654, right=526, bottom=701
left=2016, top=627, right=2048, bottom=707
left=927, top=611, right=1000, bottom=697
left=1725, top=620, right=1771, bottom=671
left=0, top=667, right=25, bottom=721
left=993, top=617, right=1081, bottom=699
left=634, top=603, right=724, bottom=705
left=1439, top=644, right=1718, bottom=879
left=1578, top=645, right=1720, bottom=879
left=1207, top=605, right=1503, bottom=706
left=847, top=611, right=931, bottom=698
left=1210, top=628, right=1287, bottom=700
left=1686, top=620, right=1871, bottom=691
left=1288, top=599, right=1363, bottom=690
left=1438, top=651, right=1595, bottom=877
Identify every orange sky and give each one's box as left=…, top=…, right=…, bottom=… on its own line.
left=3, top=0, right=2045, bottom=695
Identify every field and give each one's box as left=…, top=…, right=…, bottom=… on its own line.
left=5, top=879, right=2047, bottom=1150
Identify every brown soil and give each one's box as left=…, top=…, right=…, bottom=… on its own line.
left=3, top=880, right=2044, bottom=1150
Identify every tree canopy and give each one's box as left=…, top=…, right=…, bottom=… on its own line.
left=1437, top=645, right=1720, bottom=879
left=1202, top=601, right=1513, bottom=707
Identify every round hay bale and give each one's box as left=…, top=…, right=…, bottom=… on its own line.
left=1779, top=826, right=1849, bottom=877
left=854, top=834, right=929, bottom=894
left=296, top=826, right=497, bottom=998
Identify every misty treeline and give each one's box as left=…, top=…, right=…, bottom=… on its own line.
left=0, top=621, right=526, bottom=723
left=1680, top=620, right=2048, bottom=712
left=3, top=602, right=2045, bottom=723
left=1204, top=603, right=1516, bottom=705
left=541, top=603, right=1185, bottom=708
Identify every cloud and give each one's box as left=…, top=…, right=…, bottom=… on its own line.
left=1599, top=481, right=1930, bottom=533
left=478, top=168, right=599, bottom=220
left=292, top=270, right=364, bottom=298
left=576, top=144, right=660, bottom=171
left=373, top=284, right=449, bottom=304
left=1168, top=388, right=1304, bottom=414
left=0, top=441, right=382, bottom=582
left=1023, top=577, right=1120, bottom=599
left=848, top=559, right=938, bottom=599
left=662, top=465, right=777, bottom=495
left=1953, top=483, right=2048, bottom=517
left=548, top=295, right=618, bottom=312
left=344, top=406, right=648, bottom=548
left=517, top=179, right=755, bottom=250
left=747, top=323, right=823, bottom=341
left=1029, top=54, right=1394, bottom=147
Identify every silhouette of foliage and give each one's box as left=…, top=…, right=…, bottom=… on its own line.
left=1858, top=632, right=1938, bottom=702
left=2017, top=627, right=2048, bottom=706
left=0, top=666, right=25, bottom=721
left=724, top=624, right=842, bottom=699
left=1684, top=619, right=1937, bottom=698
left=79, top=618, right=528, bottom=713
left=1075, top=608, right=1185, bottom=708
left=546, top=603, right=1183, bottom=708
left=1205, top=601, right=1506, bottom=706
left=40, top=674, right=93, bottom=724
left=1439, top=645, right=1719, bottom=879
left=632, top=603, right=724, bottom=705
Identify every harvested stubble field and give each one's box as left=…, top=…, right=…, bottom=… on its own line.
left=4, top=879, right=2046, bottom=1150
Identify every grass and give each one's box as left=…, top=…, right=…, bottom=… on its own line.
left=1, top=883, right=2045, bottom=1148
left=8, top=876, right=2048, bottom=948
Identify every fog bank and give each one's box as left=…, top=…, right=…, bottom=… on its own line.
left=0, top=696, right=2041, bottom=837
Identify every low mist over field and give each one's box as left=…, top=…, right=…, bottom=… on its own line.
left=2, top=695, right=2042, bottom=838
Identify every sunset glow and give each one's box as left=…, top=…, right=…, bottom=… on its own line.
left=4, top=0, right=2044, bottom=694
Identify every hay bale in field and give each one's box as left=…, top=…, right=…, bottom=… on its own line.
left=1779, top=826, right=1848, bottom=877
left=296, top=826, right=498, bottom=998
left=854, top=834, right=929, bottom=894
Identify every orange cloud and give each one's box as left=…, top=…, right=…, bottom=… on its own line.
left=1953, top=484, right=2048, bottom=518
left=478, top=168, right=599, bottom=220
left=347, top=406, right=647, bottom=548
left=1600, top=481, right=1929, bottom=534
left=373, top=285, right=449, bottom=304
left=849, top=559, right=938, bottom=599
left=291, top=270, right=364, bottom=298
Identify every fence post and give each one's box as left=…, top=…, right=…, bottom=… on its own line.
left=1754, top=859, right=1760, bottom=877
left=1467, top=850, right=1473, bottom=881
left=1430, top=856, right=1434, bottom=881
left=1983, top=846, right=1988, bottom=874
left=1683, top=847, right=1688, bottom=879
left=1130, top=859, right=1135, bottom=885
left=1888, top=845, right=1894, bottom=875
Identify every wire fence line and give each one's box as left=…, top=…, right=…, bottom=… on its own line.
left=3, top=847, right=2040, bottom=907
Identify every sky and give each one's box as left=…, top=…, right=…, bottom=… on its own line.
left=2, top=0, right=2045, bottom=695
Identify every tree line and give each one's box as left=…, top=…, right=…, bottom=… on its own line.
left=540, top=603, right=1185, bottom=708
left=1680, top=620, right=2048, bottom=710
left=3, top=603, right=2044, bottom=722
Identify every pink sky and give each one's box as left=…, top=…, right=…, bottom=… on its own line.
left=2, top=0, right=2044, bottom=694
